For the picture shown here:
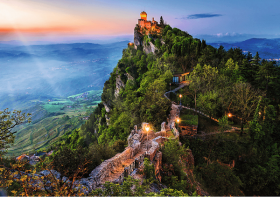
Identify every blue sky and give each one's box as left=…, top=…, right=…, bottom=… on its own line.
left=0, top=0, right=279, bottom=42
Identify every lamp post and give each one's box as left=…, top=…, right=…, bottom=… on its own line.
left=228, top=113, right=233, bottom=123
left=169, top=83, right=171, bottom=92
left=176, top=118, right=180, bottom=127
left=179, top=94, right=182, bottom=106
left=176, top=118, right=180, bottom=132
left=145, top=125, right=150, bottom=151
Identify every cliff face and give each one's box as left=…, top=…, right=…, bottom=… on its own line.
left=114, top=68, right=125, bottom=97
left=134, top=29, right=143, bottom=50
left=143, top=41, right=157, bottom=54
left=134, top=29, right=158, bottom=54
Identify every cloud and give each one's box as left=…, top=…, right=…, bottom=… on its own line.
left=214, top=32, right=241, bottom=37
left=177, top=13, right=222, bottom=20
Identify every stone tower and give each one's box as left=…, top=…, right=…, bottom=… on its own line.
left=140, top=11, right=147, bottom=21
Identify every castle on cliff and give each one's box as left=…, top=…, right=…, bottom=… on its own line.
left=137, top=11, right=162, bottom=34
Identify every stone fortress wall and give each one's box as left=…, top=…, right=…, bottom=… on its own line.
left=87, top=118, right=180, bottom=191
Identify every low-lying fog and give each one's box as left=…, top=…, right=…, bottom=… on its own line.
left=0, top=42, right=128, bottom=110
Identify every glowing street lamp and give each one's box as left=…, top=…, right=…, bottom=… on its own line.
left=176, top=118, right=180, bottom=123
left=179, top=94, right=182, bottom=106
left=228, top=113, right=232, bottom=118
left=145, top=125, right=150, bottom=151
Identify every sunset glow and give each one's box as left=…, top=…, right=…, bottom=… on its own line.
left=0, top=0, right=279, bottom=42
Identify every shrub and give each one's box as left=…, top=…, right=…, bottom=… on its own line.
left=195, top=161, right=242, bottom=196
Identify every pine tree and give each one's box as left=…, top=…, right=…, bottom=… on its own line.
left=201, top=39, right=207, bottom=49
left=160, top=16, right=164, bottom=26
left=252, top=51, right=261, bottom=65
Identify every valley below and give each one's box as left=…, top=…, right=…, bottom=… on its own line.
left=0, top=41, right=129, bottom=157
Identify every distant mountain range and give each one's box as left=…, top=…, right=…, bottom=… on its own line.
left=208, top=38, right=280, bottom=60
left=0, top=35, right=134, bottom=45
left=1, top=37, right=280, bottom=110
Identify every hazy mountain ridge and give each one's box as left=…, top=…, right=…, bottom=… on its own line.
left=209, top=38, right=280, bottom=60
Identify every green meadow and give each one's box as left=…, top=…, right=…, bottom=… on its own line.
left=7, top=90, right=102, bottom=157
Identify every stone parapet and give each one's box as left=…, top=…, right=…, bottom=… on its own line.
left=154, top=130, right=167, bottom=138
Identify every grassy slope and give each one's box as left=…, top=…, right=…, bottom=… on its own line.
left=7, top=90, right=102, bottom=157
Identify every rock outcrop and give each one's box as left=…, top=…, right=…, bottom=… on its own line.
left=114, top=69, right=125, bottom=97
left=103, top=102, right=111, bottom=113
left=125, top=72, right=134, bottom=81
left=143, top=41, right=157, bottom=54
left=105, top=114, right=110, bottom=126
left=134, top=29, right=143, bottom=50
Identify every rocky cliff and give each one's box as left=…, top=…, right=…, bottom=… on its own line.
left=134, top=28, right=158, bottom=54
left=143, top=41, right=157, bottom=54
left=134, top=29, right=143, bottom=50
left=114, top=68, right=125, bottom=97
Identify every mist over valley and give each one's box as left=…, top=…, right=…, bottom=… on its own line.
left=0, top=41, right=128, bottom=110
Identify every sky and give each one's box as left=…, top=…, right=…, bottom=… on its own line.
left=1, top=0, right=280, bottom=43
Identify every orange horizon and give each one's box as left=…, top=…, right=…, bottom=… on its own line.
left=0, top=27, right=77, bottom=34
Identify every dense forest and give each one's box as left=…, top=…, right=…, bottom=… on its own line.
left=1, top=22, right=280, bottom=196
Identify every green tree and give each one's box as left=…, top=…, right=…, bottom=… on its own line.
left=160, top=16, right=164, bottom=26
left=187, top=64, right=203, bottom=109
left=162, top=139, right=188, bottom=176
left=237, top=101, right=280, bottom=195
left=230, top=82, right=264, bottom=135
left=252, top=51, right=261, bottom=65
left=218, top=115, right=232, bottom=132
left=255, top=60, right=277, bottom=97
left=0, top=109, right=31, bottom=156
left=197, top=90, right=219, bottom=118
left=201, top=39, right=206, bottom=49
left=155, top=38, right=161, bottom=49
left=143, top=158, right=155, bottom=182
